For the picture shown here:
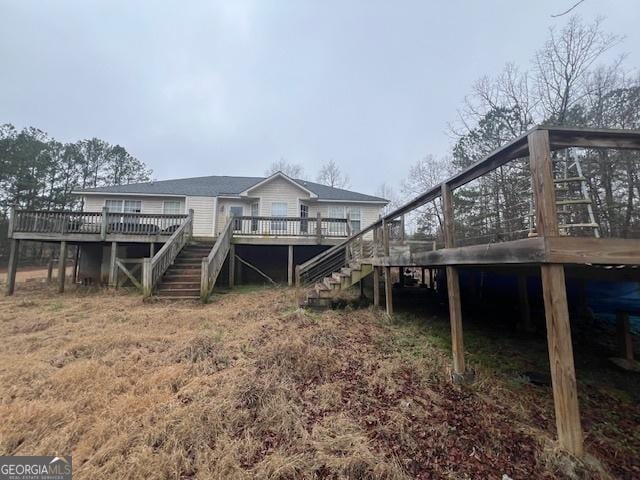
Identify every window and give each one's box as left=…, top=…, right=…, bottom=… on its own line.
left=105, top=199, right=123, bottom=212
left=124, top=200, right=142, bottom=213
left=348, top=207, right=361, bottom=233
left=230, top=206, right=243, bottom=231
left=300, top=204, right=309, bottom=234
left=105, top=199, right=142, bottom=213
left=163, top=200, right=182, bottom=215
left=327, top=206, right=346, bottom=236
left=271, top=202, right=287, bottom=232
left=250, top=202, right=259, bottom=232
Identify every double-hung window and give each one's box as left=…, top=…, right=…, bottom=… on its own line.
left=163, top=200, right=182, bottom=215
left=105, top=199, right=123, bottom=212
left=124, top=200, right=142, bottom=213
left=348, top=207, right=361, bottom=233
left=271, top=202, right=288, bottom=232
left=327, top=206, right=346, bottom=236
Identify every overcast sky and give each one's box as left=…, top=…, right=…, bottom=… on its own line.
left=1, top=0, right=639, bottom=195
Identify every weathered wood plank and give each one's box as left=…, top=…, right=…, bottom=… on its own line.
left=541, top=264, right=584, bottom=456
left=57, top=241, right=67, bottom=293
left=446, top=266, right=465, bottom=375
left=545, top=237, right=640, bottom=265
left=6, top=239, right=19, bottom=295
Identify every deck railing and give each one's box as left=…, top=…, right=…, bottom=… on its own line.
left=142, top=211, right=193, bottom=297
left=231, top=215, right=350, bottom=238
left=10, top=207, right=187, bottom=238
left=200, top=217, right=233, bottom=302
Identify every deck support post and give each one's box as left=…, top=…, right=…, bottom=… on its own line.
left=149, top=242, right=155, bottom=258
left=101, top=206, right=108, bottom=240
left=47, top=257, right=54, bottom=283
left=441, top=182, right=466, bottom=378
left=384, top=266, right=393, bottom=316
left=6, top=239, right=20, bottom=295
left=529, top=128, right=583, bottom=456
left=57, top=240, right=67, bottom=293
left=517, top=274, right=533, bottom=333
left=228, top=244, right=235, bottom=288
left=109, top=241, right=117, bottom=288
left=373, top=266, right=380, bottom=307
left=616, top=312, right=634, bottom=362
left=288, top=245, right=294, bottom=286
left=142, top=258, right=152, bottom=298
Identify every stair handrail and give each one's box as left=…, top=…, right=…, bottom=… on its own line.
left=200, top=217, right=234, bottom=302
left=142, top=209, right=193, bottom=297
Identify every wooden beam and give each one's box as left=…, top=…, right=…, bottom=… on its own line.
left=234, top=254, right=277, bottom=285
left=288, top=244, right=294, bottom=286
left=541, top=264, right=584, bottom=456
left=384, top=266, right=393, bottom=316
left=109, top=241, right=118, bottom=287
left=373, top=266, right=380, bottom=307
left=6, top=239, right=19, bottom=295
left=228, top=244, right=235, bottom=288
left=545, top=237, right=640, bottom=265
left=57, top=240, right=67, bottom=293
left=115, top=258, right=142, bottom=291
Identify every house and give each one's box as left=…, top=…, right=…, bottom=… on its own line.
left=7, top=171, right=387, bottom=296
left=76, top=171, right=387, bottom=239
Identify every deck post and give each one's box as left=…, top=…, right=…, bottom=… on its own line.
left=142, top=258, right=152, bottom=297
left=72, top=246, right=79, bottom=284
left=149, top=242, right=155, bottom=257
left=188, top=209, right=194, bottom=238
left=441, top=182, right=466, bottom=377
left=384, top=266, right=393, bottom=316
left=6, top=239, right=20, bottom=295
left=616, top=312, right=634, bottom=361
left=109, top=241, right=118, bottom=288
left=47, top=258, right=54, bottom=283
left=8, top=205, right=15, bottom=239
left=316, top=212, right=322, bottom=243
left=57, top=240, right=67, bottom=293
left=288, top=245, right=294, bottom=286
left=101, top=207, right=108, bottom=240
left=228, top=244, right=235, bottom=288
left=529, top=128, right=583, bottom=457
left=373, top=266, right=380, bottom=307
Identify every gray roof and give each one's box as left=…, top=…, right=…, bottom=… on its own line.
left=75, top=174, right=388, bottom=203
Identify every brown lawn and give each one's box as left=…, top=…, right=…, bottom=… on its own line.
left=0, top=283, right=635, bottom=479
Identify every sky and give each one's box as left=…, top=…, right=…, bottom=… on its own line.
left=1, top=0, right=639, bottom=197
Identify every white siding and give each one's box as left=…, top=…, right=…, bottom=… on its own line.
left=248, top=177, right=312, bottom=217
left=309, top=203, right=382, bottom=230
left=215, top=198, right=253, bottom=234
left=82, top=195, right=185, bottom=214
left=186, top=196, right=216, bottom=237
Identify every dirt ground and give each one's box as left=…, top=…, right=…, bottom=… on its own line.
left=0, top=283, right=637, bottom=479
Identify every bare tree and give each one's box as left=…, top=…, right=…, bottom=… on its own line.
left=316, top=159, right=350, bottom=189
left=375, top=182, right=400, bottom=215
left=533, top=16, right=622, bottom=124
left=265, top=158, right=305, bottom=179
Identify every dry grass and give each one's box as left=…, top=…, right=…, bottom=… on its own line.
left=0, top=283, right=629, bottom=479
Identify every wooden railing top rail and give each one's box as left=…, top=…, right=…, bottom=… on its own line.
left=297, top=126, right=640, bottom=278
left=15, top=208, right=188, bottom=219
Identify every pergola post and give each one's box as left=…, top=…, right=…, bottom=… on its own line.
left=6, top=239, right=20, bottom=295
left=529, top=128, right=583, bottom=456
left=57, top=240, right=67, bottom=293
left=441, top=182, right=466, bottom=377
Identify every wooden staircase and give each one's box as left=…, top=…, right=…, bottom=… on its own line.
left=305, top=260, right=374, bottom=308
left=156, top=243, right=213, bottom=300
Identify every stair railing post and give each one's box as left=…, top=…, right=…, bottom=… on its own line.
left=188, top=209, right=194, bottom=239
left=8, top=205, right=15, bottom=238
left=200, top=258, right=209, bottom=301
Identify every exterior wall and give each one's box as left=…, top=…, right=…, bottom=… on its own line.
left=247, top=176, right=312, bottom=217
left=215, top=198, right=253, bottom=235
left=309, top=203, right=382, bottom=231
left=185, top=196, right=216, bottom=237
left=82, top=195, right=186, bottom=215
